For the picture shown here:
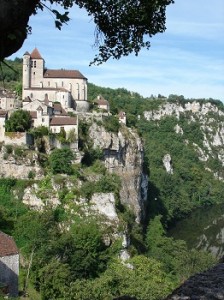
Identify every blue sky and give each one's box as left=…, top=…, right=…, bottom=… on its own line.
left=9, top=0, right=224, bottom=101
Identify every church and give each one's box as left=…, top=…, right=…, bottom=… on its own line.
left=22, top=48, right=89, bottom=112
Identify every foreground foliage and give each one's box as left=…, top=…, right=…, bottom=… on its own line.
left=0, top=0, right=174, bottom=64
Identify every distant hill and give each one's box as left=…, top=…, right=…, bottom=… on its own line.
left=0, top=58, right=22, bottom=91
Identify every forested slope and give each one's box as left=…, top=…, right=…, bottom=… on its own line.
left=0, top=64, right=223, bottom=299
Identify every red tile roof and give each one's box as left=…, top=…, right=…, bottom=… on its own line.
left=30, top=48, right=43, bottom=59
left=0, top=110, right=7, bottom=117
left=94, top=95, right=109, bottom=105
left=53, top=103, right=67, bottom=115
left=50, top=116, right=77, bottom=126
left=29, top=111, right=37, bottom=119
left=44, top=69, right=86, bottom=79
left=0, top=231, right=18, bottom=257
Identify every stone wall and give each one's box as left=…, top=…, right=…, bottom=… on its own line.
left=2, top=132, right=33, bottom=146
left=0, top=254, right=19, bottom=297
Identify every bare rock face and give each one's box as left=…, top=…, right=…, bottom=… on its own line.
left=0, top=146, right=43, bottom=179
left=165, top=263, right=224, bottom=300
left=90, top=192, right=119, bottom=222
left=163, top=154, right=173, bottom=174
left=89, top=123, right=148, bottom=222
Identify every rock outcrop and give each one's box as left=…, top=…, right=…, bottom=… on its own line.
left=89, top=123, right=148, bottom=222
left=165, top=263, right=224, bottom=300
left=144, top=100, right=224, bottom=179
left=0, top=145, right=43, bottom=179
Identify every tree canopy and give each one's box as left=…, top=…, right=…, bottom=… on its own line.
left=0, top=0, right=174, bottom=64
left=5, top=109, right=32, bottom=132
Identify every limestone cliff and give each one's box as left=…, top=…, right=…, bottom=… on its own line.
left=144, top=100, right=224, bottom=180
left=89, top=123, right=148, bottom=222
left=0, top=144, right=43, bottom=179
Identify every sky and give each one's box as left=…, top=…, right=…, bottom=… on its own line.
left=9, top=0, right=224, bottom=101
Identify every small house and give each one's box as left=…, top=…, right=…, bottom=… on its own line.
left=0, top=231, right=19, bottom=297
left=94, top=95, right=110, bottom=112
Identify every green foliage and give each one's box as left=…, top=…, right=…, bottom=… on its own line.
left=137, top=113, right=224, bottom=223
left=65, top=256, right=175, bottom=300
left=4, top=144, right=13, bottom=154
left=0, top=178, right=28, bottom=234
left=39, top=259, right=71, bottom=300
left=80, top=173, right=121, bottom=200
left=103, top=115, right=120, bottom=133
left=14, top=146, right=25, bottom=157
left=5, top=109, right=32, bottom=132
left=30, top=126, right=49, bottom=138
left=0, top=58, right=22, bottom=91
left=49, top=148, right=75, bottom=175
left=146, top=216, right=217, bottom=281
left=81, top=147, right=104, bottom=166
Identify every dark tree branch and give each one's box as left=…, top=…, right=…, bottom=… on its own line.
left=0, top=0, right=174, bottom=64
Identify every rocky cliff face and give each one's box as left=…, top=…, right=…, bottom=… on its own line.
left=89, top=123, right=148, bottom=222
left=20, top=122, right=148, bottom=223
left=0, top=144, right=43, bottom=179
left=144, top=100, right=224, bottom=179
left=165, top=262, right=224, bottom=300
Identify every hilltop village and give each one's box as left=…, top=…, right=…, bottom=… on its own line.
left=0, top=48, right=126, bottom=148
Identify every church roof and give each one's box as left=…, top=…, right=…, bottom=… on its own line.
left=29, top=111, right=37, bottom=119
left=50, top=116, right=77, bottom=126
left=0, top=231, right=19, bottom=257
left=30, top=48, right=43, bottom=59
left=44, top=69, right=87, bottom=79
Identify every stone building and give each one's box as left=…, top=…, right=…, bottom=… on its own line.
left=22, top=48, right=89, bottom=112
left=0, top=231, right=19, bottom=297
left=94, top=95, right=110, bottom=112
left=0, top=89, right=20, bottom=111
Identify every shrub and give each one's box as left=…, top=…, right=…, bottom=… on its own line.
left=5, top=144, right=13, bottom=154
left=30, top=126, right=49, bottom=138
left=103, top=115, right=120, bottom=133
left=14, top=146, right=24, bottom=157
left=5, top=109, right=32, bottom=132
left=49, top=148, right=75, bottom=175
left=28, top=170, right=36, bottom=179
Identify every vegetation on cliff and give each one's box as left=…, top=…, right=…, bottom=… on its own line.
left=1, top=72, right=223, bottom=299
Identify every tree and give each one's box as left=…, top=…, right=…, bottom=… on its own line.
left=5, top=109, right=32, bottom=132
left=0, top=0, right=174, bottom=64
left=49, top=148, right=75, bottom=174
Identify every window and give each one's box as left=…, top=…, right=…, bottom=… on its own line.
left=31, top=61, right=33, bottom=67
left=61, top=81, right=64, bottom=87
left=30, top=93, right=33, bottom=98
left=33, top=72, right=35, bottom=75
left=34, top=61, right=36, bottom=68
left=48, top=82, right=50, bottom=87
left=42, top=118, right=45, bottom=122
